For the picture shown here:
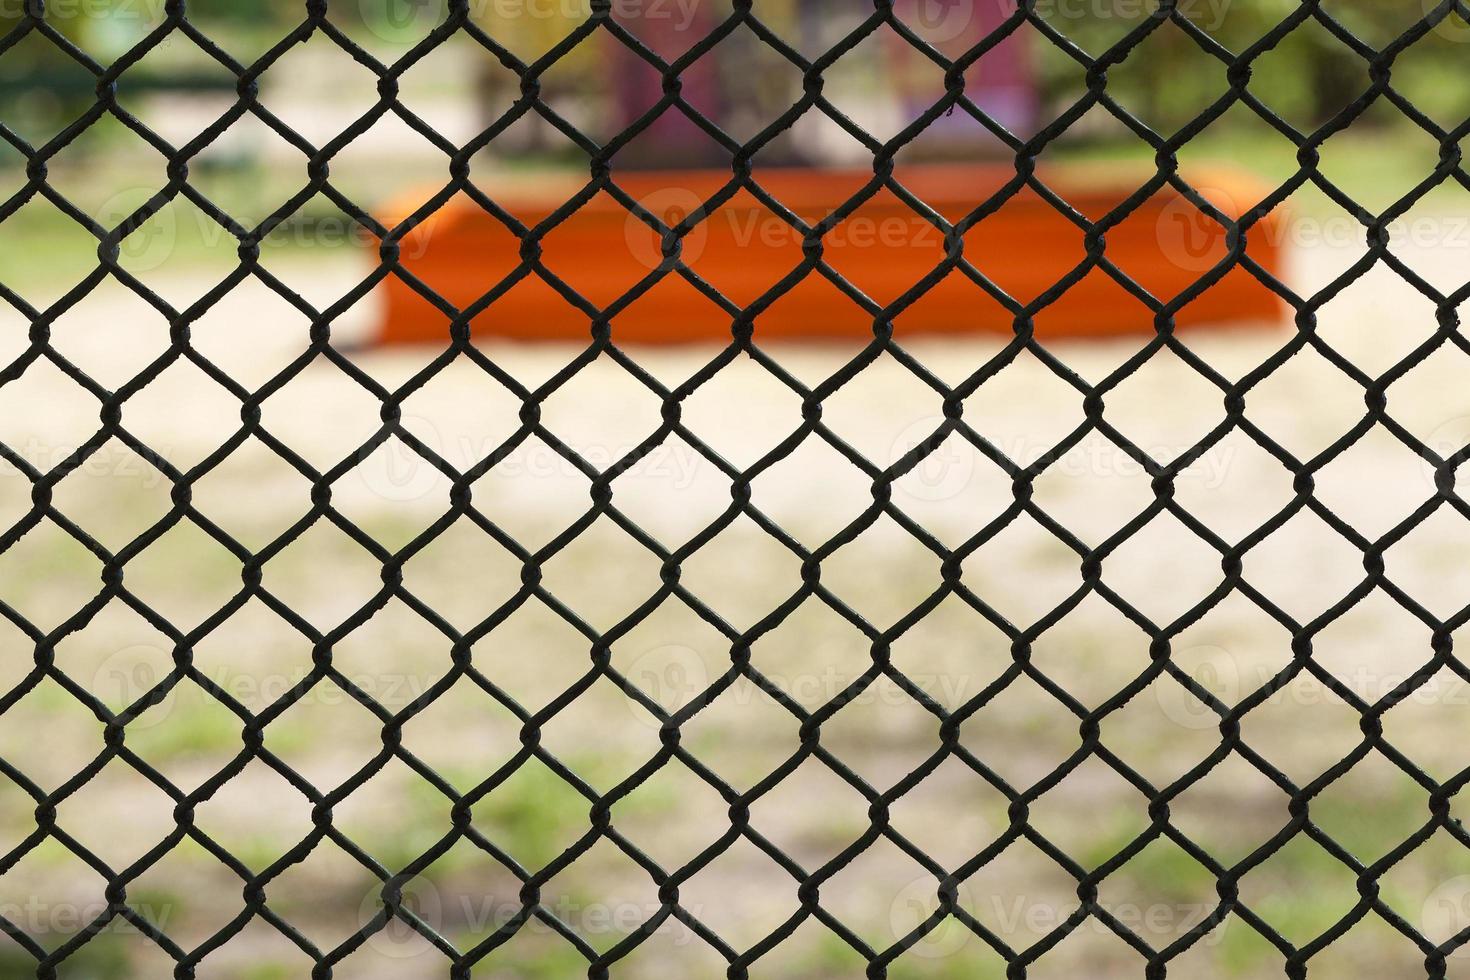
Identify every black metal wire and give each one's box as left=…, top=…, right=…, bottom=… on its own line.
left=3, top=0, right=1470, bottom=977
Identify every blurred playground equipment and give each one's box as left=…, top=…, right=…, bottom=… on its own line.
left=0, top=0, right=1289, bottom=346
left=594, top=0, right=1038, bottom=168
left=375, top=164, right=1285, bottom=345
left=371, top=0, right=1284, bottom=346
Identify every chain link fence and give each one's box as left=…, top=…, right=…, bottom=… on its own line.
left=3, top=0, right=1470, bottom=978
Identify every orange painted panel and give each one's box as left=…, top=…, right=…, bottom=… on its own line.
left=374, top=165, right=1286, bottom=346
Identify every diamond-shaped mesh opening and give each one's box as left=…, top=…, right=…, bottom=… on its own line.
left=190, top=757, right=315, bottom=868
left=1168, top=751, right=1290, bottom=866
left=1392, top=27, right=1470, bottom=128
left=45, top=114, right=169, bottom=213
left=956, top=672, right=1079, bottom=789
left=258, top=31, right=383, bottom=147
left=1028, top=431, right=1157, bottom=544
left=1378, top=662, right=1470, bottom=783
left=116, top=517, right=242, bottom=629
left=1316, top=99, right=1448, bottom=209
left=0, top=840, right=110, bottom=953
left=608, top=757, right=726, bottom=868
left=330, top=758, right=455, bottom=867
left=1311, top=750, right=1433, bottom=863
left=1103, top=18, right=1231, bottom=135
left=187, top=111, right=311, bottom=219
left=0, top=519, right=103, bottom=633
left=820, top=673, right=944, bottom=787
left=0, top=676, right=105, bottom=790
left=0, top=195, right=102, bottom=307
left=396, top=674, right=523, bottom=791
left=122, top=681, right=247, bottom=789
left=53, top=758, right=176, bottom=868
left=46, top=280, right=171, bottom=390
left=682, top=673, right=803, bottom=790
left=262, top=676, right=390, bottom=789
left=1237, top=671, right=1367, bottom=785
left=119, top=356, right=241, bottom=470
left=187, top=439, right=315, bottom=551
left=1248, top=13, right=1372, bottom=132
left=1237, top=833, right=1363, bottom=948
left=677, top=516, right=804, bottom=626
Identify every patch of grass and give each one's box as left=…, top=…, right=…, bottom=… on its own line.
left=1049, top=128, right=1453, bottom=216
left=1212, top=914, right=1287, bottom=978
left=1243, top=834, right=1360, bottom=948
left=0, top=160, right=371, bottom=295
left=238, top=964, right=297, bottom=980
left=468, top=760, right=593, bottom=872
left=465, top=938, right=590, bottom=980
left=1111, top=837, right=1219, bottom=904
left=12, top=939, right=133, bottom=980
left=122, top=693, right=243, bottom=763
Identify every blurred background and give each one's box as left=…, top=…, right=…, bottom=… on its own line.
left=4, top=0, right=1469, bottom=292
left=4, top=1, right=1470, bottom=978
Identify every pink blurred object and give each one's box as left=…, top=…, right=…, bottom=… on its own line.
left=612, top=1, right=726, bottom=167
left=889, top=0, right=1037, bottom=143
left=612, top=0, right=1036, bottom=168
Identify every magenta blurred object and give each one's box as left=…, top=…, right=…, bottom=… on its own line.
left=612, top=1, right=726, bottom=167
left=612, top=0, right=1036, bottom=168
left=889, top=0, right=1037, bottom=146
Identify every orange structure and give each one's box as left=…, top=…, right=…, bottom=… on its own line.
left=373, top=165, right=1286, bottom=346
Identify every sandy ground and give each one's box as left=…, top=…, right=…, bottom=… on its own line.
left=2, top=221, right=1470, bottom=979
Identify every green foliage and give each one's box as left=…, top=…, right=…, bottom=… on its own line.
left=1035, top=0, right=1464, bottom=134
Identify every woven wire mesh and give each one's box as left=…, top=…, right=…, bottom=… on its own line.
left=3, top=0, right=1470, bottom=977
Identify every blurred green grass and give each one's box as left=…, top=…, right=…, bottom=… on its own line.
left=0, top=494, right=1461, bottom=978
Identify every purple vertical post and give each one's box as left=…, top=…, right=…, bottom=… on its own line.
left=612, top=2, right=727, bottom=168
left=891, top=0, right=1037, bottom=148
